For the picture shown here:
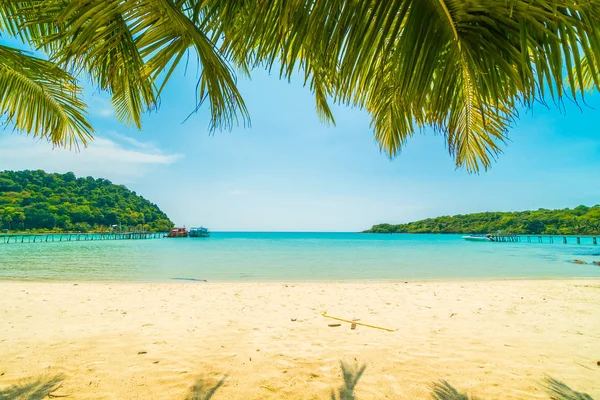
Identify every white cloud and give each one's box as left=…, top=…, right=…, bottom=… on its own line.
left=104, top=131, right=162, bottom=152
left=95, top=108, right=114, bottom=117
left=88, top=95, right=114, bottom=118
left=0, top=133, right=182, bottom=182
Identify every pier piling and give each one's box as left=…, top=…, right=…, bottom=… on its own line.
left=0, top=232, right=165, bottom=245
left=488, top=234, right=596, bottom=245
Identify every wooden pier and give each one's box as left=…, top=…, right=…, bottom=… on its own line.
left=0, top=232, right=165, bottom=244
left=489, top=234, right=598, bottom=245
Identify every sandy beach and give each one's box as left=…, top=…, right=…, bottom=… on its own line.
left=1, top=280, right=599, bottom=399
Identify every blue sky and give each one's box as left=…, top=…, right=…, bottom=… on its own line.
left=1, top=55, right=600, bottom=231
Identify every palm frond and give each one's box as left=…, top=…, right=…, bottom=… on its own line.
left=204, top=0, right=600, bottom=172
left=5, top=0, right=157, bottom=129
left=135, top=0, right=249, bottom=130
left=368, top=71, right=421, bottom=157
left=6, top=0, right=249, bottom=132
left=0, top=2, right=21, bottom=37
left=578, top=55, right=600, bottom=92
left=5, top=0, right=600, bottom=168
left=0, top=45, right=92, bottom=147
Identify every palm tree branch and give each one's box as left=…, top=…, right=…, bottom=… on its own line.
left=0, top=45, right=92, bottom=148
left=136, top=0, right=249, bottom=130
left=203, top=0, right=600, bottom=170
left=6, top=0, right=157, bottom=129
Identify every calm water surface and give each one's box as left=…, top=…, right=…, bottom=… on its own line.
left=0, top=232, right=599, bottom=281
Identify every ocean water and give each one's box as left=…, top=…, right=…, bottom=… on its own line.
left=0, top=232, right=599, bottom=282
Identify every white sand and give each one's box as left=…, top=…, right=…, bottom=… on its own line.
left=1, top=280, right=600, bottom=399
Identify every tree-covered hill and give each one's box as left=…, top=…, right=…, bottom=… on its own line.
left=365, top=206, right=600, bottom=235
left=0, top=170, right=174, bottom=232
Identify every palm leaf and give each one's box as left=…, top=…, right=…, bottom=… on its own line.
left=578, top=55, right=600, bottom=92
left=5, top=0, right=600, bottom=168
left=4, top=0, right=157, bottom=129
left=5, top=0, right=249, bottom=132
left=134, top=0, right=249, bottom=130
left=203, top=0, right=600, bottom=172
left=0, top=45, right=92, bottom=147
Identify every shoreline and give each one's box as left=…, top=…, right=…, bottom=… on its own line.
left=2, top=280, right=599, bottom=399
left=2, top=275, right=600, bottom=284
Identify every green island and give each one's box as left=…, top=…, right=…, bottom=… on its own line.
left=365, top=205, right=600, bottom=235
left=0, top=170, right=174, bottom=233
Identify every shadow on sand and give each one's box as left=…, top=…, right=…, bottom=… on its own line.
left=0, top=366, right=594, bottom=399
left=185, top=374, right=226, bottom=400
left=0, top=374, right=64, bottom=400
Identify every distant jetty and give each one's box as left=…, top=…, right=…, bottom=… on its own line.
left=0, top=232, right=164, bottom=244
left=489, top=234, right=597, bottom=245
left=463, top=233, right=597, bottom=245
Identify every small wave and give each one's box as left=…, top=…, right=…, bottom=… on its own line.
left=170, top=277, right=207, bottom=282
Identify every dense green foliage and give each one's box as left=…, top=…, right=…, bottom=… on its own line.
left=365, top=206, right=600, bottom=235
left=0, top=170, right=173, bottom=232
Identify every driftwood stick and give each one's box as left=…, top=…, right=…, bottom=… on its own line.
left=321, top=312, right=395, bottom=332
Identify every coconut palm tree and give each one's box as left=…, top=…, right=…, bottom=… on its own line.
left=3, top=0, right=600, bottom=171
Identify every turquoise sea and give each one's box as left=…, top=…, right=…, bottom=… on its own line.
left=0, top=233, right=599, bottom=282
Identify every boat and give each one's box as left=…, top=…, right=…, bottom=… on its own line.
left=462, top=234, right=494, bottom=242
left=189, top=227, right=210, bottom=238
left=166, top=227, right=189, bottom=238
